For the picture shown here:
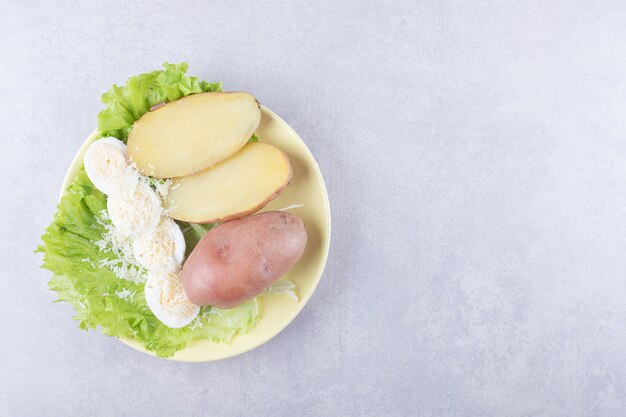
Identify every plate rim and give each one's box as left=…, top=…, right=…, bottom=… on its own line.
left=60, top=106, right=331, bottom=362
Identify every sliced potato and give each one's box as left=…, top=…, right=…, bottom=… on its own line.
left=164, top=142, right=292, bottom=223
left=127, top=92, right=261, bottom=178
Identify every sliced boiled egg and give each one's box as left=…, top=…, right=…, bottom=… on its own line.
left=133, top=218, right=185, bottom=273
left=144, top=271, right=199, bottom=328
left=107, top=177, right=161, bottom=238
left=84, top=137, right=128, bottom=194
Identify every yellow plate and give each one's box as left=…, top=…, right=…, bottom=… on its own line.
left=61, top=106, right=331, bottom=361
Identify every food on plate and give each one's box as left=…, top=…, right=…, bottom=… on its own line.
left=144, top=271, right=200, bottom=328
left=182, top=211, right=308, bottom=308
left=83, top=137, right=128, bottom=195
left=128, top=92, right=261, bottom=178
left=165, top=142, right=292, bottom=223
left=84, top=136, right=199, bottom=328
left=38, top=62, right=307, bottom=358
left=106, top=178, right=162, bottom=238
left=133, top=218, right=186, bottom=273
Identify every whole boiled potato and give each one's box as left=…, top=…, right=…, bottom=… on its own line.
left=182, top=211, right=307, bottom=308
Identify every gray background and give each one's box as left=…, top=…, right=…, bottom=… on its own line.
left=3, top=1, right=626, bottom=416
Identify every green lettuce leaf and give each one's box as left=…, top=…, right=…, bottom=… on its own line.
left=177, top=222, right=215, bottom=257
left=38, top=170, right=259, bottom=358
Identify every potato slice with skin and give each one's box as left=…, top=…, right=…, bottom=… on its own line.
left=128, top=92, right=261, bottom=178
left=164, top=142, right=292, bottom=223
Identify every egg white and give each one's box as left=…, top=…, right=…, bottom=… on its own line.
left=107, top=179, right=161, bottom=238
left=133, top=218, right=186, bottom=273
left=83, top=137, right=128, bottom=194
left=144, top=271, right=199, bottom=328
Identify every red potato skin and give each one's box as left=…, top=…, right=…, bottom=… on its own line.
left=182, top=211, right=307, bottom=309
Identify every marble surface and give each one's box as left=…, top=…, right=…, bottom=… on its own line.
left=3, top=1, right=626, bottom=416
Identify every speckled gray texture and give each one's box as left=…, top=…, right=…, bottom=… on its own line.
left=3, top=1, right=626, bottom=416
